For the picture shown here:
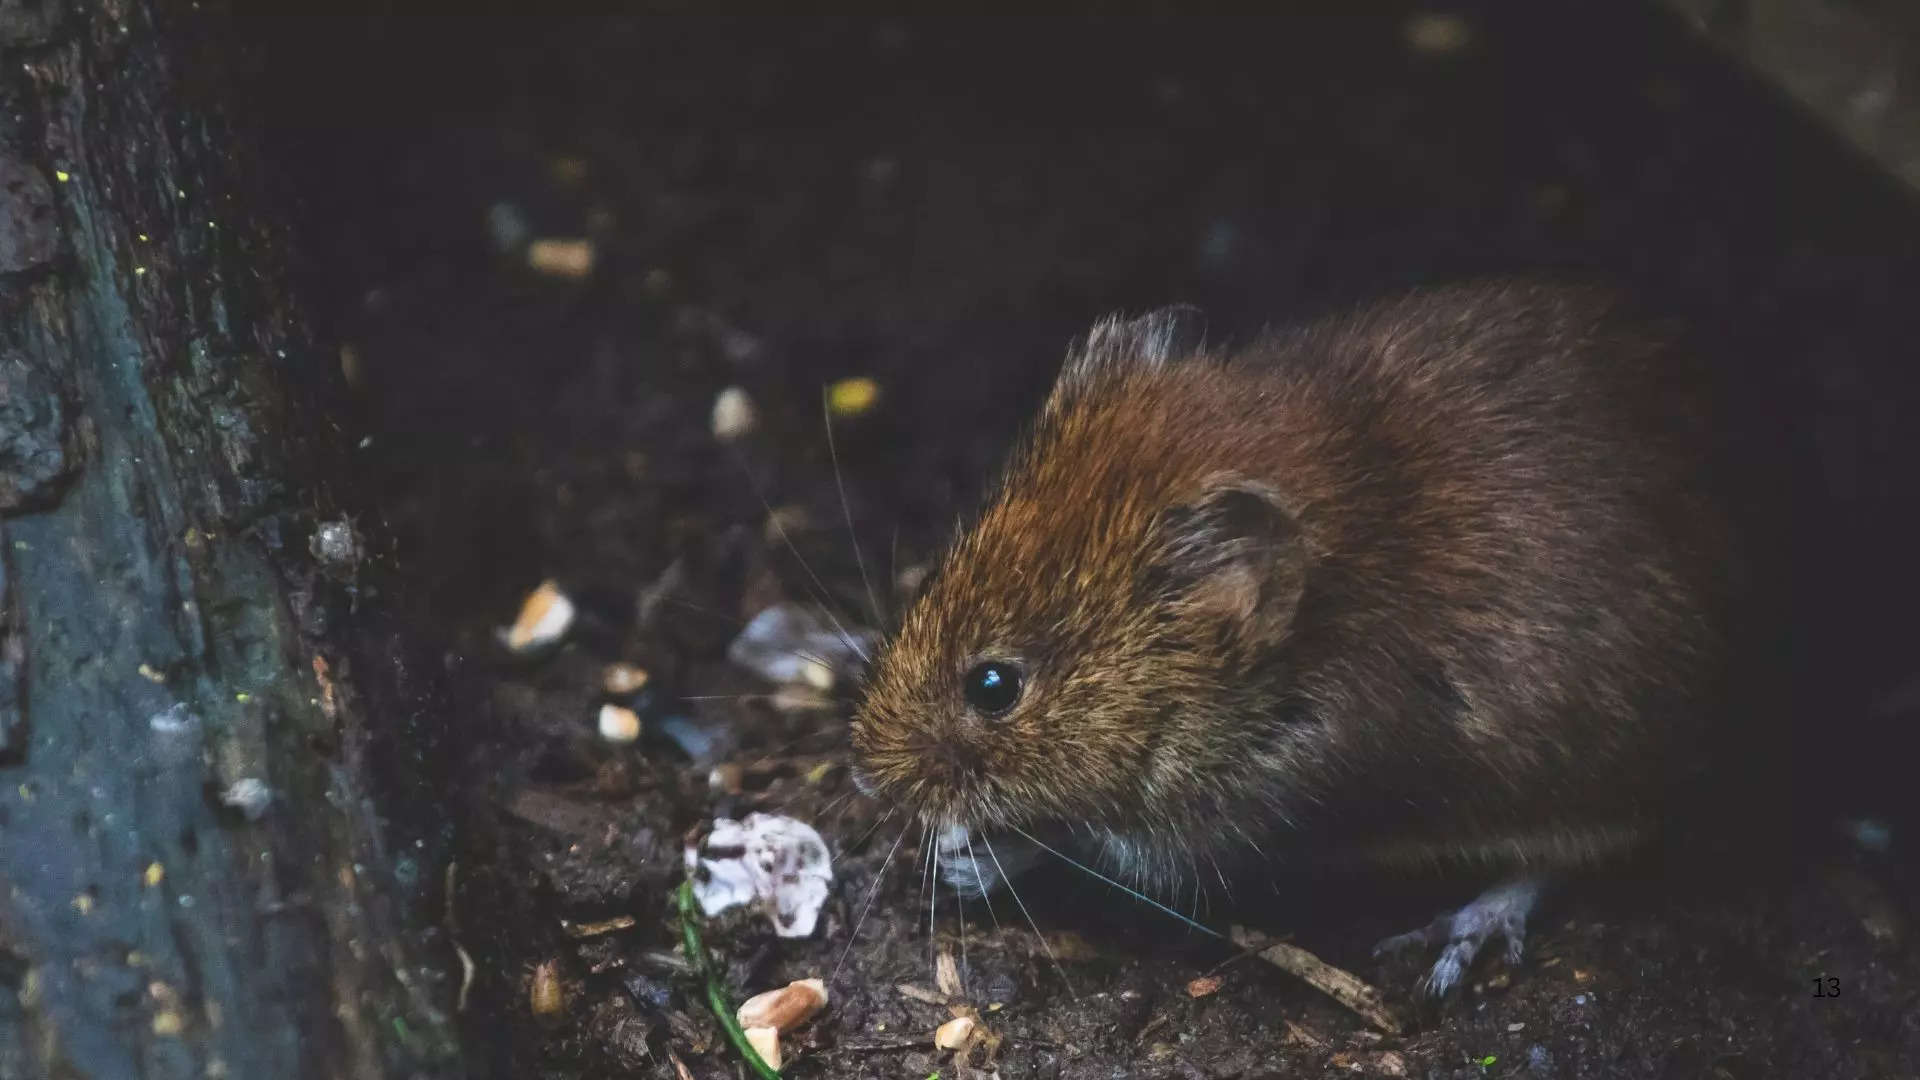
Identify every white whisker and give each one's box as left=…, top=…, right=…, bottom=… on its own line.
left=917, top=821, right=934, bottom=914
left=887, top=526, right=901, bottom=628
left=723, top=444, right=872, bottom=663
left=843, top=804, right=894, bottom=854
left=928, top=828, right=940, bottom=987
left=823, top=388, right=885, bottom=631
left=1008, top=825, right=1224, bottom=940
left=964, top=835, right=1005, bottom=937
left=832, top=817, right=912, bottom=985
left=985, top=834, right=1075, bottom=1000
left=954, top=871, right=968, bottom=991
left=655, top=597, right=846, bottom=672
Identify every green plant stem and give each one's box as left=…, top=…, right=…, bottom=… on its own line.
left=677, top=880, right=783, bottom=1079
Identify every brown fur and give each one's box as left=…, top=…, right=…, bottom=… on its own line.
left=852, top=280, right=1733, bottom=890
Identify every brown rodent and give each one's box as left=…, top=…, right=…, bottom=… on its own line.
left=849, top=279, right=1735, bottom=991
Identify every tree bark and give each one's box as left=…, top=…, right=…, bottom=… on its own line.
left=1, top=3, right=459, bottom=1077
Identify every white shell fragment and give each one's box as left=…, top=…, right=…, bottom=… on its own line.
left=726, top=603, right=875, bottom=690
left=935, top=1015, right=977, bottom=1051
left=500, top=580, right=575, bottom=652
left=736, top=978, right=828, bottom=1032
left=711, top=386, right=757, bottom=441
left=743, top=1026, right=781, bottom=1070
left=684, top=813, right=833, bottom=938
left=597, top=703, right=642, bottom=744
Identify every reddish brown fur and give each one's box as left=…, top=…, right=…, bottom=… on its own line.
left=852, top=280, right=1732, bottom=888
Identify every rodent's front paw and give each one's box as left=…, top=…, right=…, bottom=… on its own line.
left=1373, top=876, right=1544, bottom=998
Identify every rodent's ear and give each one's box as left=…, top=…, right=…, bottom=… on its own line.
left=1151, top=476, right=1306, bottom=648
left=1053, top=305, right=1209, bottom=397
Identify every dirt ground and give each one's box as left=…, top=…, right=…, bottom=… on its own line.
left=249, top=10, right=1920, bottom=1078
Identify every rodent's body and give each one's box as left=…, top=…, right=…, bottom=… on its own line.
left=853, top=280, right=1732, bottom=907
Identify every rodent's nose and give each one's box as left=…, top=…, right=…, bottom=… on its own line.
left=932, top=740, right=986, bottom=783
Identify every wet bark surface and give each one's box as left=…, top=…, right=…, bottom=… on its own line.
left=0, top=3, right=458, bottom=1077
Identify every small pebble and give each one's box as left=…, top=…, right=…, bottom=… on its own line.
left=711, top=386, right=756, bottom=440
left=502, top=580, right=575, bottom=652
left=529, top=960, right=564, bottom=1015
left=602, top=663, right=650, bottom=695
left=1185, top=975, right=1224, bottom=998
left=526, top=237, right=595, bottom=279
left=827, top=376, right=880, bottom=417
left=598, top=704, right=642, bottom=744
left=800, top=658, right=835, bottom=691
left=339, top=344, right=364, bottom=389
left=1403, top=12, right=1472, bottom=54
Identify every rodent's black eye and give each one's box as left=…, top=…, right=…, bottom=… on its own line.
left=963, top=661, right=1024, bottom=717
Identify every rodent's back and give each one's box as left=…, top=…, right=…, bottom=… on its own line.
left=853, top=280, right=1733, bottom=882
left=1242, top=282, right=1731, bottom=865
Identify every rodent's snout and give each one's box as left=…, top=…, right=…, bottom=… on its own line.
left=849, top=717, right=989, bottom=820
left=849, top=678, right=1009, bottom=829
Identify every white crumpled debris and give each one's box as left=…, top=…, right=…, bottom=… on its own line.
left=684, top=813, right=834, bottom=938
left=726, top=603, right=875, bottom=692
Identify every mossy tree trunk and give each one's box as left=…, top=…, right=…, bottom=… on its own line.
left=1, top=3, right=459, bottom=1077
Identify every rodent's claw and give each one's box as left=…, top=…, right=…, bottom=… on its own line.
left=1378, top=876, right=1546, bottom=998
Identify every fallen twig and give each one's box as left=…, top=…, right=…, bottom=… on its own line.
left=562, top=914, right=637, bottom=938
left=1245, top=939, right=1404, bottom=1034
left=838, top=1038, right=927, bottom=1053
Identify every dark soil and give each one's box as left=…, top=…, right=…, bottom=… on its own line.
left=248, top=9, right=1919, bottom=1079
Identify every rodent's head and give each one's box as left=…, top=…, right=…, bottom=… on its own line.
left=852, top=309, right=1311, bottom=837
